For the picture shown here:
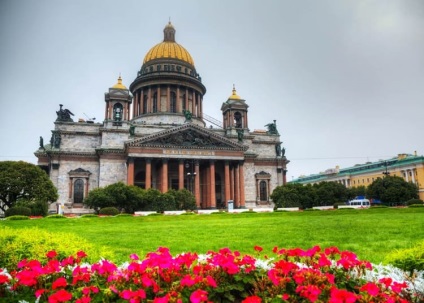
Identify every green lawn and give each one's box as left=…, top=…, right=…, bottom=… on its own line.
left=2, top=207, right=423, bottom=264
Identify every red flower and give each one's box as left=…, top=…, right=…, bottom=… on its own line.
left=254, top=246, right=263, bottom=253
left=242, top=295, right=262, bottom=303
left=0, top=274, right=9, bottom=284
left=360, top=282, right=380, bottom=296
left=48, top=289, right=73, bottom=303
left=52, top=277, right=68, bottom=289
left=76, top=251, right=88, bottom=259
left=296, top=285, right=321, bottom=302
left=329, top=288, right=357, bottom=303
left=190, top=289, right=208, bottom=303
left=47, top=250, right=58, bottom=259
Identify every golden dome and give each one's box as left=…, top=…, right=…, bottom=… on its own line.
left=228, top=84, right=242, bottom=100
left=112, top=75, right=127, bottom=89
left=143, top=22, right=195, bottom=66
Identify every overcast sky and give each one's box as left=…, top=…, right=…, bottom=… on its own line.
left=1, top=0, right=423, bottom=180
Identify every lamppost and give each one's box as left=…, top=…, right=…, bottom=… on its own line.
left=185, top=160, right=197, bottom=194
left=382, top=161, right=390, bottom=177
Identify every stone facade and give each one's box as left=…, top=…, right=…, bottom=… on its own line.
left=35, top=22, right=289, bottom=212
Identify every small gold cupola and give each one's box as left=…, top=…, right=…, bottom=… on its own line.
left=229, top=84, right=242, bottom=100
left=112, top=75, right=127, bottom=90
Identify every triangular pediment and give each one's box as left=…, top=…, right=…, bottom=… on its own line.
left=127, top=123, right=247, bottom=151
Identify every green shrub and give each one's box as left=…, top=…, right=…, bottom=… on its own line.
left=16, top=199, right=48, bottom=216
left=115, top=213, right=132, bottom=217
left=406, top=198, right=423, bottom=206
left=147, top=213, right=163, bottom=216
left=0, top=227, right=113, bottom=270
left=384, top=240, right=424, bottom=274
left=46, top=214, right=66, bottom=219
left=81, top=214, right=99, bottom=218
left=5, top=215, right=30, bottom=220
left=409, top=204, right=424, bottom=208
left=99, top=207, right=119, bottom=215
left=211, top=211, right=227, bottom=215
left=5, top=206, right=32, bottom=217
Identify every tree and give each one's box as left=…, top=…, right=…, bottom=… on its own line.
left=83, top=182, right=145, bottom=213
left=270, top=183, right=315, bottom=209
left=367, top=176, right=418, bottom=205
left=0, top=161, right=58, bottom=212
left=167, top=189, right=196, bottom=210
left=312, top=182, right=348, bottom=206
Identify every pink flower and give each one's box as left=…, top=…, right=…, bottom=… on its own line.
left=190, top=289, right=208, bottom=303
left=130, top=253, right=139, bottom=260
left=154, top=295, right=170, bottom=303
left=242, top=295, right=262, bottom=303
left=205, top=275, right=217, bottom=287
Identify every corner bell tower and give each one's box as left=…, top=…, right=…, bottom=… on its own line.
left=221, top=85, right=249, bottom=136
left=104, top=76, right=133, bottom=126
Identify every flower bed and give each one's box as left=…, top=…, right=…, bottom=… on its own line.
left=0, top=246, right=422, bottom=302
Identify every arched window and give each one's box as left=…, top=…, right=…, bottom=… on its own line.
left=74, top=179, right=84, bottom=203
left=255, top=171, right=271, bottom=203
left=153, top=92, right=158, bottom=113
left=259, top=181, right=267, bottom=201
left=143, top=95, right=148, bottom=114
left=234, top=112, right=242, bottom=128
left=113, top=103, right=123, bottom=121
left=170, top=92, right=177, bottom=113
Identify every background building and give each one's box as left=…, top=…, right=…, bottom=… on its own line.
left=35, top=22, right=289, bottom=213
left=292, top=152, right=424, bottom=200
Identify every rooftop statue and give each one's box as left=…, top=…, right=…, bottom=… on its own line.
left=265, top=120, right=279, bottom=135
left=237, top=129, right=244, bottom=142
left=56, top=104, right=74, bottom=122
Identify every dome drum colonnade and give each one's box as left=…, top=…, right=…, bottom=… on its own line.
left=129, top=22, right=206, bottom=125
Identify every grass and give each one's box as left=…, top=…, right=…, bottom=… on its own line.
left=2, top=207, right=423, bottom=264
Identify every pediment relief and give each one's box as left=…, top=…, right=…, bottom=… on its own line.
left=127, top=124, right=247, bottom=151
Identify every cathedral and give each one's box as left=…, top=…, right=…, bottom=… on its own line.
left=35, top=22, right=289, bottom=213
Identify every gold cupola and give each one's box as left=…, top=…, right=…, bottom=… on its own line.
left=228, top=84, right=242, bottom=100
left=143, top=21, right=194, bottom=66
left=112, top=75, right=127, bottom=90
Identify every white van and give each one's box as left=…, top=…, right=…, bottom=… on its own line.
left=347, top=199, right=371, bottom=208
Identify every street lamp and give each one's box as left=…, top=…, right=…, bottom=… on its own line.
left=185, top=160, right=197, bottom=193
left=382, top=161, right=390, bottom=177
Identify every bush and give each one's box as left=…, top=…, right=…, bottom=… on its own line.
left=5, top=215, right=29, bottom=220
left=80, top=214, right=99, bottom=218
left=406, top=198, right=423, bottom=206
left=46, top=214, right=66, bottom=219
left=115, top=213, right=132, bottom=217
left=384, top=240, right=424, bottom=274
left=409, top=204, right=424, bottom=208
left=99, top=207, right=119, bottom=216
left=0, top=227, right=113, bottom=270
left=16, top=199, right=48, bottom=216
left=5, top=206, right=31, bottom=217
